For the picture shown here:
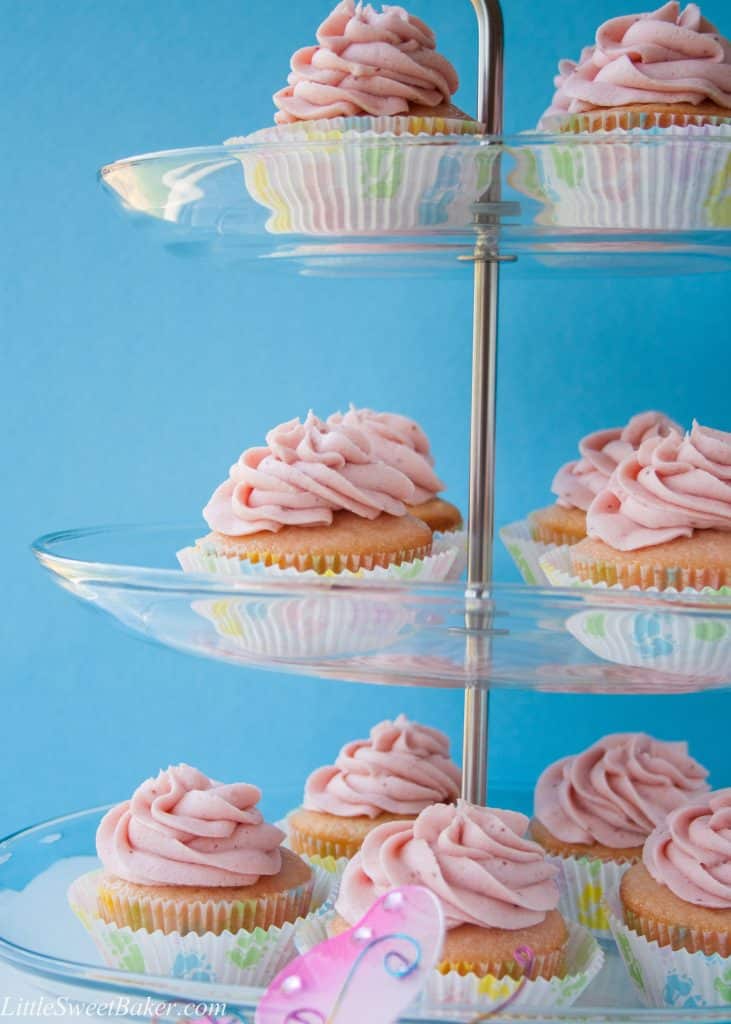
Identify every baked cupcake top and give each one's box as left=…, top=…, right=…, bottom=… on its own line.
left=552, top=411, right=680, bottom=512
left=304, top=714, right=460, bottom=819
left=328, top=406, right=444, bottom=504
left=273, top=0, right=460, bottom=124
left=336, top=801, right=560, bottom=929
left=204, top=412, right=417, bottom=536
left=587, top=421, right=731, bottom=550
left=644, top=788, right=731, bottom=908
left=96, top=764, right=286, bottom=887
left=534, top=733, right=710, bottom=848
left=540, top=1, right=731, bottom=127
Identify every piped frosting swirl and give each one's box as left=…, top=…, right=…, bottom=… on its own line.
left=534, top=733, right=709, bottom=848
left=328, top=407, right=444, bottom=504
left=552, top=411, right=681, bottom=512
left=587, top=421, right=731, bottom=550
left=96, top=764, right=285, bottom=887
left=644, top=788, right=731, bottom=908
left=204, top=412, right=416, bottom=536
left=540, top=1, right=731, bottom=126
left=273, top=0, right=460, bottom=124
left=336, top=801, right=560, bottom=929
left=304, top=714, right=461, bottom=818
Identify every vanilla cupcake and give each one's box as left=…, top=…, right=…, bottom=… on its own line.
left=179, top=412, right=437, bottom=577
left=530, top=411, right=680, bottom=547
left=571, top=421, right=731, bottom=590
left=328, top=407, right=463, bottom=534
left=288, top=714, right=461, bottom=860
left=538, top=2, right=731, bottom=133
left=333, top=802, right=569, bottom=981
left=532, top=733, right=709, bottom=934
left=610, top=789, right=731, bottom=1007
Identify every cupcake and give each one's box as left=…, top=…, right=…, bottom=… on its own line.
left=532, top=733, right=710, bottom=934
left=538, top=2, right=731, bottom=133
left=94, top=765, right=312, bottom=935
left=67, top=765, right=331, bottom=986
left=179, top=412, right=437, bottom=577
left=228, top=2, right=499, bottom=237
left=621, top=788, right=731, bottom=955
left=327, top=406, right=463, bottom=534
left=288, top=714, right=461, bottom=860
left=570, top=421, right=731, bottom=590
left=609, top=789, right=731, bottom=1007
left=332, top=802, right=569, bottom=981
left=530, top=411, right=680, bottom=547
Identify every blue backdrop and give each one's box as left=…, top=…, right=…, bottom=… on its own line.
left=3, top=0, right=730, bottom=835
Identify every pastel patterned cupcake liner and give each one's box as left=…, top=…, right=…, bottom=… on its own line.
left=433, top=527, right=468, bottom=580
left=295, top=912, right=603, bottom=1011
left=192, top=592, right=414, bottom=661
left=510, top=123, right=731, bottom=230
left=226, top=117, right=496, bottom=237
left=499, top=519, right=567, bottom=585
left=177, top=542, right=458, bottom=582
left=68, top=860, right=335, bottom=988
left=546, top=851, right=633, bottom=940
left=608, top=895, right=731, bottom=1009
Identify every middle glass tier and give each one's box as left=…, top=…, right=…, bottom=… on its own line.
left=33, top=523, right=731, bottom=694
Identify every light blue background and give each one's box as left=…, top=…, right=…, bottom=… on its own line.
left=2, top=0, right=730, bottom=837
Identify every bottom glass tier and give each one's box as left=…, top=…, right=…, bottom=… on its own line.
left=3, top=805, right=731, bottom=1024
left=32, top=524, right=731, bottom=694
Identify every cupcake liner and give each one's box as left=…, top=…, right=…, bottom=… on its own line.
left=433, top=527, right=467, bottom=580
left=546, top=851, right=632, bottom=939
left=510, top=122, right=731, bottom=230
left=191, top=592, right=414, bottom=661
left=226, top=118, right=496, bottom=237
left=177, top=542, right=458, bottom=583
left=296, top=913, right=603, bottom=1011
left=68, top=861, right=335, bottom=987
left=608, top=895, right=731, bottom=1008
left=287, top=828, right=362, bottom=863
left=499, top=519, right=567, bottom=585
left=539, top=545, right=731, bottom=597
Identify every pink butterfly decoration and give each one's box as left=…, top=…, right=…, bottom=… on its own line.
left=256, top=886, right=444, bottom=1024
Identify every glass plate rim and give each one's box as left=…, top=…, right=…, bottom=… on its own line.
left=31, top=520, right=731, bottom=612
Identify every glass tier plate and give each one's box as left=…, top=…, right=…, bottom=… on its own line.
left=99, top=132, right=731, bottom=277
left=4, top=804, right=731, bottom=1024
left=32, top=524, right=731, bottom=694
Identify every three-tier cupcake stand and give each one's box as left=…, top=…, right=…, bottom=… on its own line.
left=3, top=0, right=731, bottom=1020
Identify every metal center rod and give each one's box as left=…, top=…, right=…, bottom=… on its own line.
left=462, top=0, right=505, bottom=807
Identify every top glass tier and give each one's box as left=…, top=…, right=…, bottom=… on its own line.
left=100, top=131, right=731, bottom=277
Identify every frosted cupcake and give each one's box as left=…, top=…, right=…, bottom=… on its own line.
left=288, top=714, right=461, bottom=860
left=328, top=407, right=463, bottom=533
left=571, top=421, right=731, bottom=590
left=621, top=788, right=731, bottom=954
left=93, top=765, right=313, bottom=935
left=67, top=765, right=335, bottom=986
left=539, top=2, right=731, bottom=133
left=333, top=802, right=569, bottom=981
left=531, top=411, right=679, bottom=547
left=180, top=412, right=436, bottom=576
left=532, top=733, right=709, bottom=933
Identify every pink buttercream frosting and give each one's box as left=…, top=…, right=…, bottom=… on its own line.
left=540, top=1, right=731, bottom=126
left=273, top=0, right=459, bottom=124
left=534, top=733, right=709, bottom=848
left=304, top=714, right=460, bottom=819
left=587, top=421, right=731, bottom=551
left=336, top=801, right=560, bottom=930
left=644, top=788, right=731, bottom=908
left=96, top=765, right=285, bottom=887
left=328, top=407, right=444, bottom=504
left=552, top=411, right=681, bottom=512
left=204, top=412, right=416, bottom=536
